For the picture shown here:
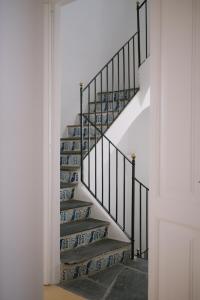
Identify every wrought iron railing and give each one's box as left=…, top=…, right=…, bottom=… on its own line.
left=79, top=0, right=149, bottom=259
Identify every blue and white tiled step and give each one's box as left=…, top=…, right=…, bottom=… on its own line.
left=60, top=186, right=75, bottom=201
left=60, top=138, right=95, bottom=153
left=60, top=239, right=131, bottom=281
left=68, top=125, right=106, bottom=138
left=60, top=170, right=79, bottom=185
left=60, top=154, right=80, bottom=169
left=97, top=88, right=137, bottom=102
left=89, top=99, right=129, bottom=113
left=60, top=200, right=92, bottom=224
left=81, top=111, right=117, bottom=126
left=60, top=218, right=109, bottom=252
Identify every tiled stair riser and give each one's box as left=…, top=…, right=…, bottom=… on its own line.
left=60, top=155, right=80, bottom=167
left=60, top=206, right=91, bottom=224
left=82, top=113, right=115, bottom=126
left=60, top=187, right=75, bottom=201
left=60, top=140, right=95, bottom=152
left=97, top=89, right=135, bottom=102
left=60, top=226, right=108, bottom=252
left=61, top=247, right=131, bottom=281
left=89, top=100, right=128, bottom=113
left=60, top=171, right=79, bottom=184
left=68, top=126, right=104, bottom=138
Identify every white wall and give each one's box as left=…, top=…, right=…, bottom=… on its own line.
left=0, top=1, right=43, bottom=300
left=60, top=0, right=138, bottom=135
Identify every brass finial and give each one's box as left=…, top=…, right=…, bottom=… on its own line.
left=137, top=1, right=140, bottom=7
left=80, top=82, right=83, bottom=87
left=131, top=153, right=136, bottom=160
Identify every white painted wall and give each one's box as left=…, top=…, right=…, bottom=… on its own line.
left=60, top=0, right=138, bottom=135
left=0, top=1, right=43, bottom=299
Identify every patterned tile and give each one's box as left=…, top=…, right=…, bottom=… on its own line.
left=60, top=187, right=75, bottom=201
left=60, top=206, right=91, bottom=224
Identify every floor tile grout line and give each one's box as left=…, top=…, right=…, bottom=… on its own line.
left=102, top=267, right=125, bottom=300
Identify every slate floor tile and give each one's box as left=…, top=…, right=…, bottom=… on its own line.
left=105, top=268, right=148, bottom=300
left=61, top=278, right=106, bottom=300
left=124, top=259, right=148, bottom=273
left=89, top=264, right=125, bottom=288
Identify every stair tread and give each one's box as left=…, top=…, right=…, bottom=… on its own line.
left=60, top=183, right=78, bottom=188
left=60, top=166, right=80, bottom=170
left=61, top=137, right=95, bottom=141
left=67, top=124, right=107, bottom=128
left=60, top=218, right=109, bottom=237
left=60, top=200, right=92, bottom=211
left=89, top=98, right=130, bottom=105
left=61, top=238, right=130, bottom=265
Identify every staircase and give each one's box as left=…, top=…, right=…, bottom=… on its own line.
left=60, top=0, right=149, bottom=285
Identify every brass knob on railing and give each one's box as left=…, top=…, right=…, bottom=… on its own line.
left=80, top=82, right=83, bottom=88
left=131, top=153, right=136, bottom=160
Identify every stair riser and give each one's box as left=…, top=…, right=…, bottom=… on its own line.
left=60, top=246, right=131, bottom=281
left=68, top=127, right=104, bottom=138
left=60, top=155, right=80, bottom=167
left=60, top=171, right=79, bottom=184
left=60, top=206, right=91, bottom=224
left=82, top=113, right=115, bottom=126
left=60, top=187, right=75, bottom=201
left=89, top=101, right=128, bottom=113
left=60, top=140, right=95, bottom=152
left=97, top=89, right=135, bottom=102
left=60, top=226, right=108, bottom=252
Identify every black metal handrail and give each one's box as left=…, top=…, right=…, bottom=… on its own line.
left=79, top=0, right=149, bottom=259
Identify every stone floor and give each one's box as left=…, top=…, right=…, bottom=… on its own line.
left=61, top=259, right=148, bottom=300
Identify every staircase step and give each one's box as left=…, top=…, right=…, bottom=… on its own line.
left=60, top=187, right=76, bottom=201
left=97, top=88, right=137, bottom=102
left=61, top=139, right=95, bottom=152
left=60, top=154, right=80, bottom=168
left=60, top=239, right=131, bottom=281
left=60, top=218, right=109, bottom=252
left=60, top=200, right=92, bottom=224
left=81, top=111, right=117, bottom=126
left=68, top=125, right=106, bottom=138
left=60, top=182, right=78, bottom=189
left=60, top=170, right=79, bottom=185
left=88, top=101, right=128, bottom=113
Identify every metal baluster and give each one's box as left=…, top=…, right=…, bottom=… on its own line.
left=131, top=153, right=136, bottom=259
left=145, top=1, right=148, bottom=59
left=116, top=150, right=118, bottom=222
left=100, top=72, right=103, bottom=134
left=133, top=37, right=136, bottom=93
left=106, top=65, right=109, bottom=128
left=112, top=58, right=114, bottom=121
left=80, top=82, right=83, bottom=182
left=88, top=85, right=90, bottom=188
left=117, top=52, right=120, bottom=113
left=108, top=142, right=111, bottom=213
left=102, top=137, right=104, bottom=205
left=123, top=156, right=126, bottom=231
left=94, top=78, right=97, bottom=197
left=146, top=188, right=148, bottom=259
left=139, top=184, right=142, bottom=257
left=123, top=46, right=125, bottom=101
left=128, top=41, right=130, bottom=99
left=137, top=2, right=141, bottom=67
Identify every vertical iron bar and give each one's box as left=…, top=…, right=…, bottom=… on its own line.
left=116, top=150, right=118, bottom=222
left=80, top=83, right=83, bottom=182
left=133, top=37, right=136, bottom=93
left=102, top=137, right=104, bottom=205
left=146, top=189, right=148, bottom=259
left=112, top=59, right=114, bottom=121
left=100, top=72, right=103, bottom=134
left=128, top=41, right=130, bottom=99
left=88, top=85, right=90, bottom=188
left=108, top=142, right=111, bottom=213
left=139, top=184, right=142, bottom=257
left=145, top=1, right=148, bottom=59
left=137, top=2, right=141, bottom=67
left=106, top=65, right=109, bottom=128
left=123, top=156, right=126, bottom=231
left=117, top=53, right=120, bottom=113
left=131, top=154, right=136, bottom=259
left=123, top=46, right=125, bottom=101
left=94, top=78, right=97, bottom=197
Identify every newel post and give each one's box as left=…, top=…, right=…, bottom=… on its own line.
left=80, top=82, right=83, bottom=182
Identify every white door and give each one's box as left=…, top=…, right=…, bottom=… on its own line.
left=149, top=0, right=200, bottom=299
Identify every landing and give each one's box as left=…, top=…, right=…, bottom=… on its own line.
left=60, top=259, right=148, bottom=300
